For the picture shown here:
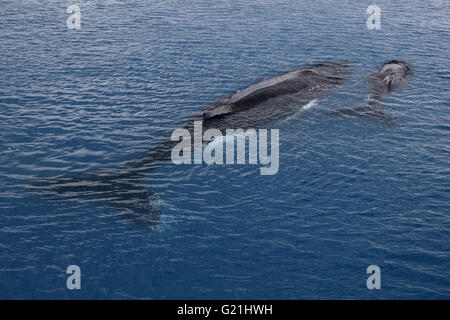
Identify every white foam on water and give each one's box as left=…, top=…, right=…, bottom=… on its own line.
left=281, top=99, right=319, bottom=123
left=159, top=213, right=175, bottom=232
left=302, top=98, right=319, bottom=110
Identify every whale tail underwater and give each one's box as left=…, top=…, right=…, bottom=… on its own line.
left=325, top=59, right=414, bottom=124
left=31, top=169, right=163, bottom=230
left=29, top=60, right=355, bottom=231
left=29, top=59, right=413, bottom=231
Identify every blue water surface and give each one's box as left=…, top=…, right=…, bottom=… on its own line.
left=0, top=0, right=449, bottom=299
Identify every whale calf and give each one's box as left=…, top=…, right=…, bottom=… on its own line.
left=325, top=59, right=413, bottom=123
left=30, top=61, right=353, bottom=230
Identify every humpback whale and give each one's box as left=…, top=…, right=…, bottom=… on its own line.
left=325, top=59, right=413, bottom=123
left=30, top=61, right=353, bottom=231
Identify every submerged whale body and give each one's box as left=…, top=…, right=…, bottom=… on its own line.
left=325, top=59, right=413, bottom=123
left=30, top=61, right=353, bottom=231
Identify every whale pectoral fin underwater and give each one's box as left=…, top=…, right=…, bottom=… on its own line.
left=324, top=104, right=399, bottom=126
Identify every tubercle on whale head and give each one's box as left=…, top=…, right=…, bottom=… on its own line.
left=383, top=74, right=395, bottom=90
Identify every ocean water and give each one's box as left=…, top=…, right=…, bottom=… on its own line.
left=0, top=0, right=449, bottom=299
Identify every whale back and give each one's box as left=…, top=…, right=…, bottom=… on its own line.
left=203, top=61, right=353, bottom=121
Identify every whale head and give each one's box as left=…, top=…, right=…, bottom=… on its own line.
left=379, top=59, right=413, bottom=90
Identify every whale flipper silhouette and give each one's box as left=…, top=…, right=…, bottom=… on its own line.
left=325, top=103, right=399, bottom=125
left=29, top=61, right=353, bottom=230
left=325, top=59, right=413, bottom=124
